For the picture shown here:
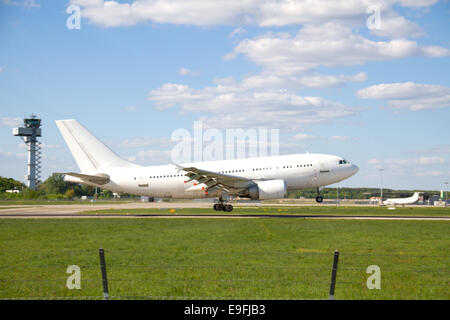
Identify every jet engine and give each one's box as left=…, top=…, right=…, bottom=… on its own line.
left=247, top=179, right=287, bottom=200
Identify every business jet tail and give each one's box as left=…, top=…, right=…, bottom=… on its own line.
left=55, top=119, right=139, bottom=173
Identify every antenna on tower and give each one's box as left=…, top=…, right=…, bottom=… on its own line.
left=13, top=114, right=42, bottom=190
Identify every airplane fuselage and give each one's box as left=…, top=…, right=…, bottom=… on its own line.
left=82, top=153, right=358, bottom=199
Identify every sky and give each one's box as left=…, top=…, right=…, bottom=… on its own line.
left=0, top=0, right=449, bottom=191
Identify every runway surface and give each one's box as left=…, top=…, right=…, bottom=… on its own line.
left=0, top=213, right=449, bottom=221
left=0, top=202, right=448, bottom=220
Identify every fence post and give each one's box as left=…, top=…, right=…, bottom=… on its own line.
left=99, top=248, right=109, bottom=300
left=329, top=249, right=339, bottom=300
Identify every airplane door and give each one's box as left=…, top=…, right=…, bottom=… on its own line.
left=138, top=176, right=149, bottom=188
left=312, top=166, right=318, bottom=183
left=319, top=161, right=330, bottom=173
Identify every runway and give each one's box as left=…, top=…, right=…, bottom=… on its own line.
left=0, top=202, right=448, bottom=220
left=0, top=213, right=449, bottom=220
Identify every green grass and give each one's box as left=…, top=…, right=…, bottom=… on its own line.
left=84, top=205, right=450, bottom=217
left=0, top=218, right=448, bottom=300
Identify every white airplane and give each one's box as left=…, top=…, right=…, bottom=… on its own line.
left=381, top=192, right=420, bottom=207
left=55, top=119, right=359, bottom=212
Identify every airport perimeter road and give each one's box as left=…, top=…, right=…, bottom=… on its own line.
left=0, top=201, right=212, bottom=215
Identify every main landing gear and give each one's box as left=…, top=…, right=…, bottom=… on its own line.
left=213, top=199, right=233, bottom=212
left=315, top=187, right=323, bottom=203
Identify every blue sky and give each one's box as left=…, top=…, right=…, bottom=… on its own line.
left=0, top=0, right=449, bottom=191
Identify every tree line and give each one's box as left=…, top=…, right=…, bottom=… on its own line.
left=287, top=188, right=438, bottom=200
left=0, top=175, right=441, bottom=200
left=0, top=174, right=125, bottom=200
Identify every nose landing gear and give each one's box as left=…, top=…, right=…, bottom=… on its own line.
left=315, top=188, right=323, bottom=203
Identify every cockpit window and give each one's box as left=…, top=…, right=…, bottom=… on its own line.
left=339, top=159, right=349, bottom=164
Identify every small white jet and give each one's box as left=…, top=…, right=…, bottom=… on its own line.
left=381, top=192, right=420, bottom=207
left=55, top=119, right=359, bottom=212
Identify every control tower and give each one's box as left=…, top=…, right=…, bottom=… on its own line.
left=13, top=115, right=42, bottom=190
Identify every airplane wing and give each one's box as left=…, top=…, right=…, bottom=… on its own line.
left=56, top=172, right=110, bottom=185
left=173, top=164, right=252, bottom=194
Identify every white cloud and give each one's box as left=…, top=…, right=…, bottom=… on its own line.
left=292, top=133, right=318, bottom=141
left=421, top=144, right=450, bottom=155
left=69, top=0, right=438, bottom=29
left=230, top=23, right=449, bottom=76
left=134, top=149, right=172, bottom=165
left=0, top=148, right=26, bottom=159
left=119, top=136, right=173, bottom=148
left=215, top=21, right=447, bottom=104
left=3, top=0, right=39, bottom=8
left=367, top=156, right=449, bottom=181
left=70, top=0, right=259, bottom=27
left=329, top=135, right=358, bottom=142
left=357, top=82, right=450, bottom=110
left=124, top=105, right=137, bottom=111
left=368, top=157, right=445, bottom=167
left=41, top=143, right=61, bottom=150
left=297, top=72, right=367, bottom=89
left=370, top=12, right=424, bottom=38
left=24, top=0, right=39, bottom=8
left=414, top=170, right=448, bottom=178
left=415, top=157, right=446, bottom=165
left=149, top=81, right=358, bottom=129
left=229, top=27, right=247, bottom=39
left=237, top=71, right=367, bottom=90
left=0, top=117, right=22, bottom=127
left=178, top=67, right=199, bottom=76
left=2, top=0, right=20, bottom=6
left=71, top=1, right=449, bottom=106
left=396, top=0, right=438, bottom=8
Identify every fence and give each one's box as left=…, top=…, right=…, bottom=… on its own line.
left=0, top=248, right=448, bottom=300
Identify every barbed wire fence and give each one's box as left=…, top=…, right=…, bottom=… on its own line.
left=0, top=248, right=448, bottom=300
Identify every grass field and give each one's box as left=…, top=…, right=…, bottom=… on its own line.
left=0, top=217, right=448, bottom=300
left=84, top=205, right=450, bottom=217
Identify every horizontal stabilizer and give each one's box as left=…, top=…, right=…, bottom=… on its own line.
left=57, top=172, right=110, bottom=185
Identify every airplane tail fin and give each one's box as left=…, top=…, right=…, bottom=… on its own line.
left=56, top=119, right=139, bottom=173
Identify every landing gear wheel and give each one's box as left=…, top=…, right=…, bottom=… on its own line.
left=224, top=204, right=233, bottom=212
left=213, top=204, right=219, bottom=211
left=315, top=195, right=323, bottom=203
left=216, top=203, right=225, bottom=211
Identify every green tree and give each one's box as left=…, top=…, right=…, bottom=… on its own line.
left=39, top=173, right=69, bottom=195
left=99, top=189, right=113, bottom=199
left=0, top=176, right=24, bottom=193
left=65, top=189, right=75, bottom=200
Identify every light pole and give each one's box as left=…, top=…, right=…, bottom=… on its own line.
left=379, top=168, right=384, bottom=204
left=445, top=182, right=448, bottom=207
left=336, top=186, right=340, bottom=207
